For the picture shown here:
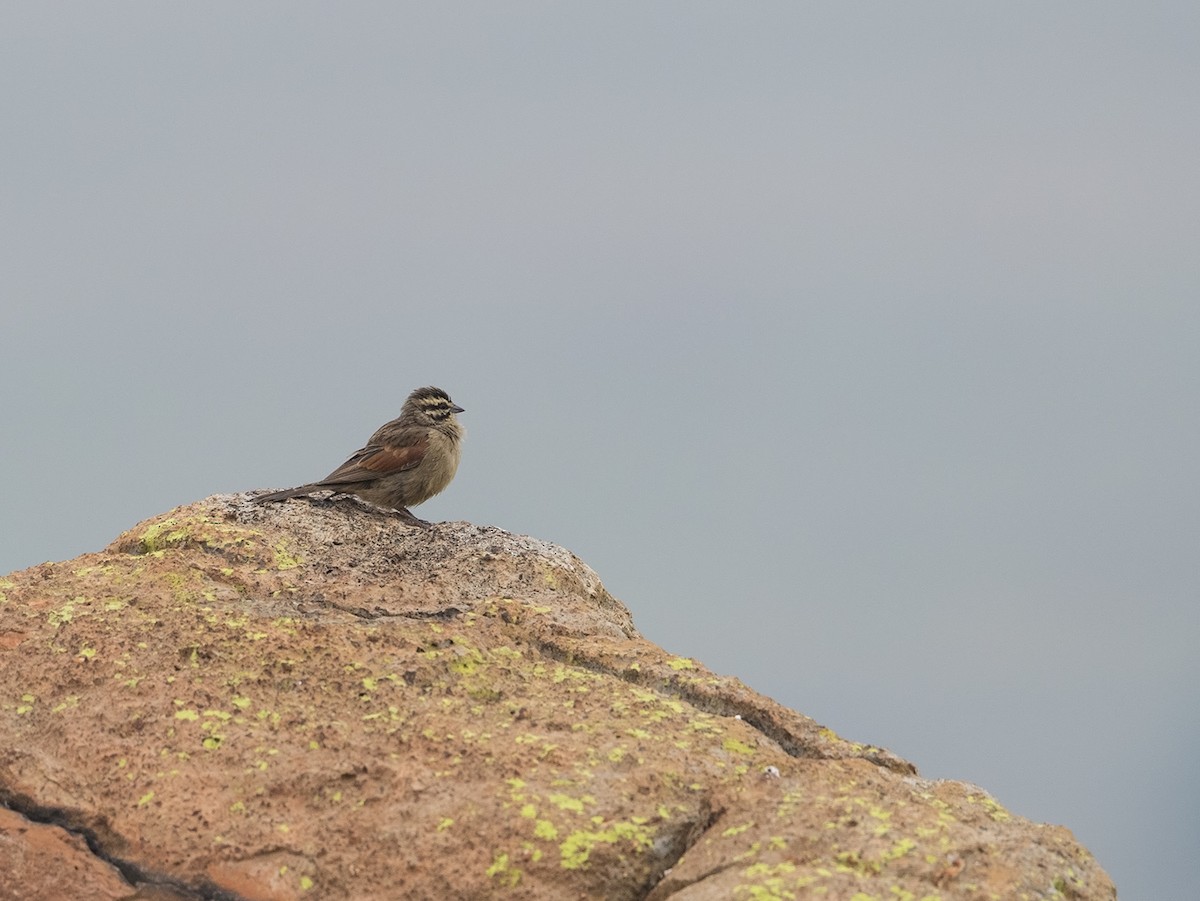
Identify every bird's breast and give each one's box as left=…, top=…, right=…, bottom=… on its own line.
left=410, top=427, right=462, bottom=503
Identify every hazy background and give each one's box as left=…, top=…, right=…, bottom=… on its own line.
left=3, top=4, right=1197, bottom=897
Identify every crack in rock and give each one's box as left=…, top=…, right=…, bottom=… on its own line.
left=0, top=792, right=248, bottom=901
left=524, top=634, right=911, bottom=772
left=319, top=597, right=467, bottom=621
left=633, top=802, right=725, bottom=901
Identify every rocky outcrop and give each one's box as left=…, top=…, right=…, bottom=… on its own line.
left=0, top=495, right=1115, bottom=900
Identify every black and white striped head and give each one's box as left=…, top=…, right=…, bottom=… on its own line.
left=403, top=386, right=464, bottom=425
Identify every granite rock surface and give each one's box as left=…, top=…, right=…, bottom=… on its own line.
left=0, top=495, right=1116, bottom=900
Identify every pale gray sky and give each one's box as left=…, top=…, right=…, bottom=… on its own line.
left=3, top=4, right=1198, bottom=897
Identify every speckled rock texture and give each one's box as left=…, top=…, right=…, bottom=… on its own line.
left=0, top=495, right=1115, bottom=901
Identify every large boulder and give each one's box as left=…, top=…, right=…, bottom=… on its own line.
left=0, top=496, right=1115, bottom=900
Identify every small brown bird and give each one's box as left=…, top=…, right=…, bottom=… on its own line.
left=255, top=386, right=464, bottom=526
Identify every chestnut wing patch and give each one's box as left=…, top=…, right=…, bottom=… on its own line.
left=318, top=436, right=429, bottom=485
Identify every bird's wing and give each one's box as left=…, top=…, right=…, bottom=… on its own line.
left=316, top=434, right=429, bottom=485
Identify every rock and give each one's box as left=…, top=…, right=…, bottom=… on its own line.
left=0, top=495, right=1115, bottom=900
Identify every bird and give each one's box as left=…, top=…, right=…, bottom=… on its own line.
left=254, top=386, right=464, bottom=526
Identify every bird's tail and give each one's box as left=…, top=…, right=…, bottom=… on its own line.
left=253, top=485, right=323, bottom=504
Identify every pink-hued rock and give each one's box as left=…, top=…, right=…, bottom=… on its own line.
left=0, top=495, right=1115, bottom=900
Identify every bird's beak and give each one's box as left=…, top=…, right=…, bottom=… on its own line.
left=451, top=404, right=465, bottom=414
